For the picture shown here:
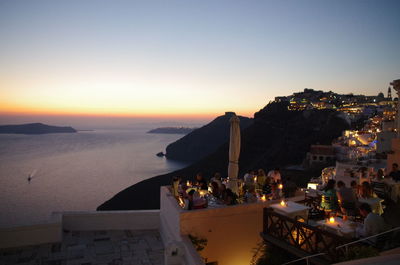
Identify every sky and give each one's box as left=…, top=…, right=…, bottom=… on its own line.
left=0, top=0, right=399, bottom=122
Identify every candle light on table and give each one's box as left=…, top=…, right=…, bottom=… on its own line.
left=254, top=176, right=257, bottom=183
left=329, top=216, right=335, bottom=224
left=278, top=184, right=283, bottom=189
left=199, top=190, right=207, bottom=197
left=186, top=180, right=190, bottom=186
left=280, top=200, right=286, bottom=207
left=261, top=195, right=266, bottom=202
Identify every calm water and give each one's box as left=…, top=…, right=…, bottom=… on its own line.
left=0, top=127, right=188, bottom=228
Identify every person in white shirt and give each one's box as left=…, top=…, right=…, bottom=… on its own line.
left=267, top=168, right=281, bottom=184
left=356, top=203, right=386, bottom=241
left=244, top=170, right=255, bottom=184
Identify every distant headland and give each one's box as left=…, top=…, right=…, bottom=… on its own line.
left=147, top=127, right=197, bottom=135
left=0, top=123, right=77, bottom=135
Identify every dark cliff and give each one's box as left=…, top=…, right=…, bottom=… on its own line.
left=0, top=123, right=77, bottom=134
left=97, top=102, right=350, bottom=211
left=165, top=112, right=253, bottom=162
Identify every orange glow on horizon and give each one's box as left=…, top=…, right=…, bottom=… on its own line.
left=0, top=102, right=254, bottom=120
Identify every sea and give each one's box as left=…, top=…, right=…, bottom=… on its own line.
left=0, top=124, right=194, bottom=228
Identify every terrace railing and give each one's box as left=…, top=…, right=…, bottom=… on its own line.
left=261, top=208, right=353, bottom=263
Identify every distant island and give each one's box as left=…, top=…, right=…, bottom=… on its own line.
left=147, top=127, right=197, bottom=134
left=0, top=123, right=77, bottom=135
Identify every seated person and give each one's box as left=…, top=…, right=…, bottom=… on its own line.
left=210, top=181, right=220, bottom=198
left=336, top=181, right=357, bottom=219
left=267, top=167, right=281, bottom=184
left=219, top=184, right=228, bottom=201
left=262, top=177, right=272, bottom=195
left=224, top=188, right=238, bottom=205
left=350, top=180, right=359, bottom=197
left=359, top=181, right=377, bottom=199
left=270, top=183, right=281, bottom=200
left=244, top=170, right=256, bottom=184
left=185, top=190, right=207, bottom=210
left=371, top=169, right=386, bottom=198
left=184, top=189, right=196, bottom=210
left=244, top=186, right=258, bottom=203
left=178, top=180, right=189, bottom=198
left=210, top=172, right=223, bottom=189
left=356, top=203, right=386, bottom=242
left=388, top=163, right=400, bottom=182
left=195, top=172, right=208, bottom=190
left=256, top=169, right=267, bottom=190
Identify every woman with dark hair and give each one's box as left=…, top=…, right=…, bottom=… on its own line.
left=321, top=179, right=338, bottom=215
left=210, top=181, right=220, bottom=198
left=224, top=188, right=238, bottom=205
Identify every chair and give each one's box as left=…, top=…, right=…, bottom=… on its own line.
left=371, top=181, right=386, bottom=199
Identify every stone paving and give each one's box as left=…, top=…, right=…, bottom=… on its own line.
left=0, top=230, right=164, bottom=265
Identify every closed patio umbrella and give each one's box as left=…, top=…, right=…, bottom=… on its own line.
left=228, top=113, right=240, bottom=194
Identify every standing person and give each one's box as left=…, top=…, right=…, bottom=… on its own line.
left=336, top=181, right=357, bottom=220
left=389, top=163, right=400, bottom=182
left=195, top=172, right=208, bottom=190
left=283, top=177, right=297, bottom=198
left=268, top=168, right=281, bottom=184
left=321, top=179, right=338, bottom=215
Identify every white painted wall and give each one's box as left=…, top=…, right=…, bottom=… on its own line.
left=160, top=185, right=305, bottom=265
left=0, top=222, right=62, bottom=249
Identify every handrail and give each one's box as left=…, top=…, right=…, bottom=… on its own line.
left=336, top=226, right=400, bottom=250
left=281, top=253, right=326, bottom=265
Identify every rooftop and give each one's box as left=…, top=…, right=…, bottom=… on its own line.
left=0, top=229, right=164, bottom=265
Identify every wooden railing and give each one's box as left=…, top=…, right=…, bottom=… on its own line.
left=262, top=208, right=352, bottom=263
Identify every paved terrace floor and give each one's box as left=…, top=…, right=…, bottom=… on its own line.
left=0, top=230, right=164, bottom=265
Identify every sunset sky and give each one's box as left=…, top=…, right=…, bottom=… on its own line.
left=1, top=0, right=399, bottom=121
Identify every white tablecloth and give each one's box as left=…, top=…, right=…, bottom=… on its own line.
left=384, top=179, right=400, bottom=203
left=317, top=218, right=356, bottom=238
left=358, top=197, right=384, bottom=215
left=270, top=201, right=310, bottom=220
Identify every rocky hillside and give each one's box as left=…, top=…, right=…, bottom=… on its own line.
left=97, top=102, right=350, bottom=211
left=165, top=112, right=253, bottom=162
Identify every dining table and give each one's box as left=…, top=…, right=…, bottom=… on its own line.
left=270, top=201, right=310, bottom=220
left=317, top=217, right=357, bottom=238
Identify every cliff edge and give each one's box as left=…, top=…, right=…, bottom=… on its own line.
left=165, top=112, right=253, bottom=162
